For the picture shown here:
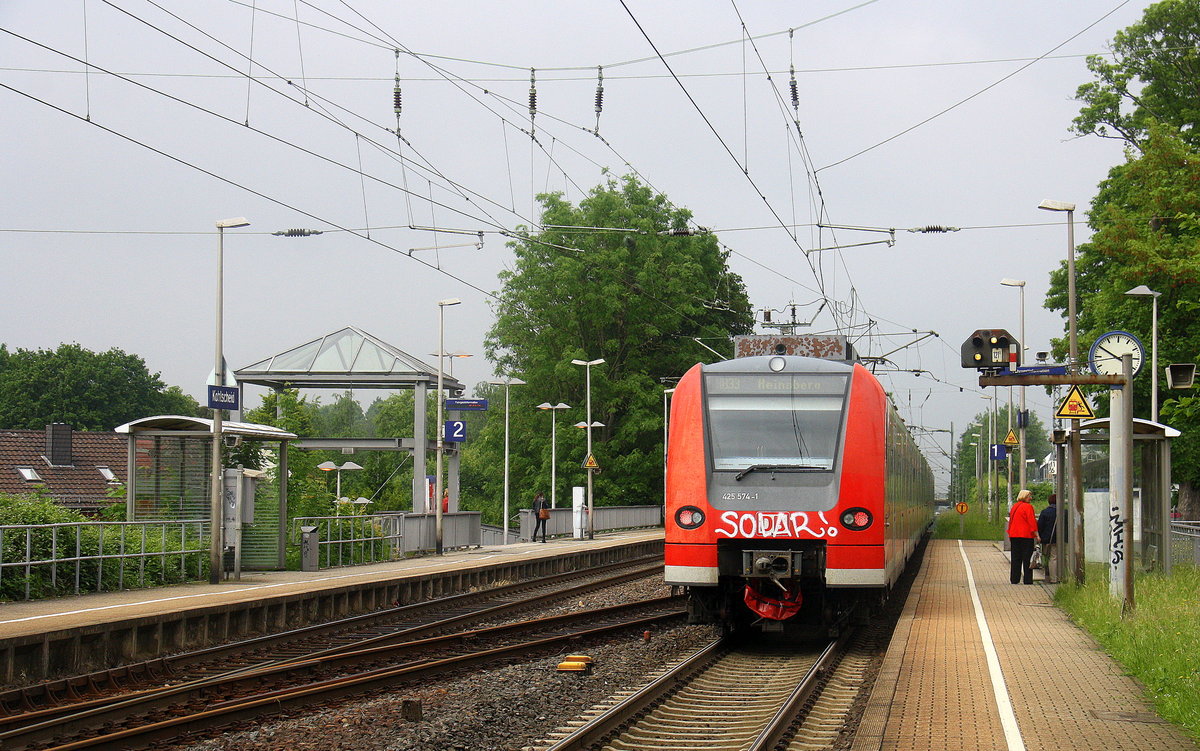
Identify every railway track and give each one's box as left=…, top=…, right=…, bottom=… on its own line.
left=538, top=631, right=855, bottom=751
left=0, top=555, right=660, bottom=715
left=1, top=561, right=679, bottom=750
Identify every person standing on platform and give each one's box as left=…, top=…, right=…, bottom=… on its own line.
left=532, top=492, right=550, bottom=543
left=1038, top=494, right=1058, bottom=583
left=1007, top=489, right=1038, bottom=584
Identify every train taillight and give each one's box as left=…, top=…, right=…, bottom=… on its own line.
left=676, top=506, right=706, bottom=529
left=840, top=507, right=873, bottom=531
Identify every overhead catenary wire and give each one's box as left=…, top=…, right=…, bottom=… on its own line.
left=818, top=0, right=1132, bottom=171
left=21, top=4, right=964, bottom=379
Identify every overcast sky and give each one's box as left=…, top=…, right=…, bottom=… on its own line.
left=1, top=1, right=1151, bottom=488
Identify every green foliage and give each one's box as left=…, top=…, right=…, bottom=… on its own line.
left=1044, top=126, right=1200, bottom=504
left=0, top=343, right=200, bottom=430
left=1072, top=0, right=1200, bottom=150
left=953, top=406, right=1052, bottom=497
left=932, top=502, right=1005, bottom=540
left=244, top=389, right=334, bottom=520
left=473, top=176, right=754, bottom=522
left=1055, top=564, right=1200, bottom=740
left=0, top=494, right=204, bottom=600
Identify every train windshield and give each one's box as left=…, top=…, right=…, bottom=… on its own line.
left=704, top=372, right=849, bottom=473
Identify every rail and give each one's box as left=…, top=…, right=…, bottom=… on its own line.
left=0, top=519, right=207, bottom=601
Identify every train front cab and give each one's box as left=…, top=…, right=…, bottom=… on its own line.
left=665, top=356, right=895, bottom=635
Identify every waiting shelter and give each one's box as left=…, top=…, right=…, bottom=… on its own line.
left=1063, top=417, right=1178, bottom=572
left=233, top=326, right=465, bottom=513
left=115, top=416, right=297, bottom=569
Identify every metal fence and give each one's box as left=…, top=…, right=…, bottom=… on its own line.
left=1170, top=521, right=1200, bottom=569
left=290, top=512, right=482, bottom=569
left=517, top=504, right=663, bottom=541
left=0, top=519, right=208, bottom=601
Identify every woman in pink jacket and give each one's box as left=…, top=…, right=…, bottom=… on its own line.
left=1007, top=489, right=1039, bottom=584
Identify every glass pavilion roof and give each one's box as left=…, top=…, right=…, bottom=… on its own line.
left=235, top=326, right=462, bottom=390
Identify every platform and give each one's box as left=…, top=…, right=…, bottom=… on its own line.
left=0, top=529, right=662, bottom=687
left=853, top=539, right=1197, bottom=751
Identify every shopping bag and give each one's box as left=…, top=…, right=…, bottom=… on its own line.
left=1030, top=545, right=1042, bottom=570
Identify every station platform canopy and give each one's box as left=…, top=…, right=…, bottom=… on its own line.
left=114, top=415, right=298, bottom=441
left=234, top=326, right=462, bottom=392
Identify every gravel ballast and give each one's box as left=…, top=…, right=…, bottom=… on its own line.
left=177, top=578, right=716, bottom=751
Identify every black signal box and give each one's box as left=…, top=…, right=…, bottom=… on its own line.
left=961, top=329, right=1019, bottom=370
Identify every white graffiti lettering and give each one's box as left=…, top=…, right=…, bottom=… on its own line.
left=714, top=510, right=840, bottom=538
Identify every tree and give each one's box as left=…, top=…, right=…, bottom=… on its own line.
left=474, top=175, right=754, bottom=518
left=955, top=406, right=1053, bottom=501
left=1044, top=125, right=1200, bottom=516
left=0, top=343, right=200, bottom=430
left=1072, top=0, right=1200, bottom=150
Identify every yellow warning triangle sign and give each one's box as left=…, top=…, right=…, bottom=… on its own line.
left=1003, top=428, right=1019, bottom=447
left=582, top=454, right=600, bottom=470
left=1055, top=385, right=1096, bottom=420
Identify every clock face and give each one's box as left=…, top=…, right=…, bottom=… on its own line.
left=1089, top=331, right=1144, bottom=376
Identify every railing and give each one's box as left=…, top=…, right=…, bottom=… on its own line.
left=290, top=514, right=403, bottom=569
left=290, top=512, right=482, bottom=569
left=517, top=504, right=663, bottom=541
left=1170, top=521, right=1200, bottom=568
left=0, top=519, right=207, bottom=601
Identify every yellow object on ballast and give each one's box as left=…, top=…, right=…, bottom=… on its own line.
left=557, top=660, right=592, bottom=673
left=564, top=655, right=593, bottom=663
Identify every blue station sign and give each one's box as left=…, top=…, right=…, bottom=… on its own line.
left=207, top=385, right=240, bottom=411
left=444, top=420, right=466, bottom=443
left=445, top=398, right=488, bottom=411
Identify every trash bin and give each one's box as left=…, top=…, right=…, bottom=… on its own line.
left=300, top=526, right=320, bottom=571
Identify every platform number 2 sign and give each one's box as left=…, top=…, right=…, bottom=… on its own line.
left=444, top=420, right=466, bottom=443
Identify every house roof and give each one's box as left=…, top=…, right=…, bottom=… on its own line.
left=0, top=430, right=126, bottom=510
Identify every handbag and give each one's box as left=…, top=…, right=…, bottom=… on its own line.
left=538, top=508, right=550, bottom=520
left=1030, top=545, right=1042, bottom=570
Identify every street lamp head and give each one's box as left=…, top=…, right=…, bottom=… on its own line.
left=317, top=461, right=338, bottom=471
left=215, top=217, right=250, bottom=229
left=1038, top=199, right=1075, bottom=212
left=489, top=377, right=526, bottom=386
left=571, top=358, right=606, bottom=366
left=340, top=461, right=363, bottom=471
left=537, top=402, right=570, bottom=410
left=1000, top=278, right=1026, bottom=288
left=438, top=298, right=462, bottom=307
left=1125, top=284, right=1160, bottom=299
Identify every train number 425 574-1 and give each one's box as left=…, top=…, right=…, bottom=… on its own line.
left=721, top=492, right=759, bottom=501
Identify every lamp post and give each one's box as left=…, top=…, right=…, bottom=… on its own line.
left=1039, top=199, right=1083, bottom=583
left=317, top=460, right=363, bottom=503
left=210, top=217, right=249, bottom=584
left=1125, top=285, right=1161, bottom=422
left=429, top=351, right=473, bottom=377
left=571, top=358, right=605, bottom=540
left=489, top=377, right=525, bottom=544
left=536, top=402, right=570, bottom=509
left=981, top=393, right=997, bottom=521
left=971, top=432, right=982, bottom=506
left=434, top=298, right=461, bottom=555
left=1001, top=278, right=1027, bottom=490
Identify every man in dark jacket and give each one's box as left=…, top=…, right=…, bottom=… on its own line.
left=1038, top=494, right=1058, bottom=583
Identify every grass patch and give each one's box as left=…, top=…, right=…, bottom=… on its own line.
left=1054, top=564, right=1200, bottom=741
left=932, top=504, right=1006, bottom=540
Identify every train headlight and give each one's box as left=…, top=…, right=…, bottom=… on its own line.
left=675, top=506, right=706, bottom=529
left=840, top=507, right=873, bottom=531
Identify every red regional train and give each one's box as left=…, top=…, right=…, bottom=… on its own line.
left=664, top=352, right=934, bottom=635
